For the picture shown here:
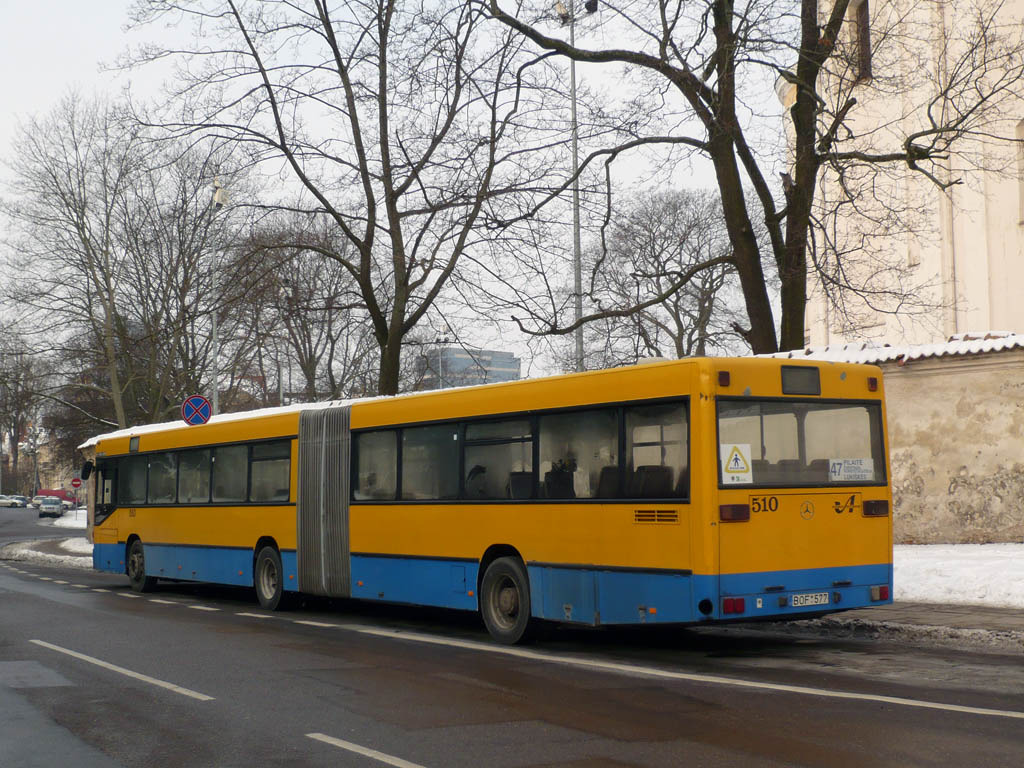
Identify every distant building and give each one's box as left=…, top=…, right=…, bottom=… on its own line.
left=417, top=347, right=521, bottom=390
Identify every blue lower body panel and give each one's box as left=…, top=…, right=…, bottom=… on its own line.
left=350, top=555, right=479, bottom=611
left=93, top=541, right=299, bottom=590
left=529, top=565, right=694, bottom=625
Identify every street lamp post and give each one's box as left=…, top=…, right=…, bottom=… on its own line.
left=434, top=337, right=451, bottom=389
left=210, top=176, right=229, bottom=415
left=557, top=1, right=596, bottom=372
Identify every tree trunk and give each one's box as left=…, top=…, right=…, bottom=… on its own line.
left=710, top=136, right=779, bottom=354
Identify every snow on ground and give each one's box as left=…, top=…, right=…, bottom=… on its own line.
left=894, top=543, right=1024, bottom=609
left=53, top=508, right=88, bottom=530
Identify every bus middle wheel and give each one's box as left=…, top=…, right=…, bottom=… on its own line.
left=480, top=556, right=535, bottom=645
left=254, top=545, right=284, bottom=610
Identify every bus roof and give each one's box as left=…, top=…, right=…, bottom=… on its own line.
left=79, top=356, right=878, bottom=452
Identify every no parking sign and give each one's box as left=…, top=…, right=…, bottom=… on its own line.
left=182, top=395, right=213, bottom=426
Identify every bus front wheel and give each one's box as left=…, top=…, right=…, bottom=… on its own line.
left=254, top=546, right=284, bottom=610
left=127, top=539, right=156, bottom=593
left=480, top=556, right=535, bottom=645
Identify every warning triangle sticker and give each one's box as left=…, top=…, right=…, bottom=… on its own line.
left=725, top=446, right=749, bottom=474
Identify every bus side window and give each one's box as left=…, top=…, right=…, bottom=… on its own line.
left=463, top=419, right=532, bottom=500
left=625, top=401, right=688, bottom=499
left=353, top=431, right=397, bottom=500
left=538, top=407, right=617, bottom=499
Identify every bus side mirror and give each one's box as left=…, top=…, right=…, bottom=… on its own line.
left=81, top=461, right=93, bottom=481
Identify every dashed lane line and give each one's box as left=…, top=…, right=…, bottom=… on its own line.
left=307, top=733, right=426, bottom=768
left=30, top=640, right=215, bottom=701
left=236, top=612, right=273, bottom=619
left=188, top=605, right=220, bottom=612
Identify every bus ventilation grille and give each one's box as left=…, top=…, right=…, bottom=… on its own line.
left=634, top=510, right=679, bottom=524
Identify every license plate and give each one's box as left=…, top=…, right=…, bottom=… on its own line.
left=791, top=591, right=830, bottom=607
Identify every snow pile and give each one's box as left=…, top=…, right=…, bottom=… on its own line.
left=1, top=537, right=92, bottom=569
left=53, top=509, right=87, bottom=530
left=894, top=543, right=1024, bottom=609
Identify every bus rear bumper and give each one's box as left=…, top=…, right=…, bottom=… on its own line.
left=710, top=563, right=894, bottom=621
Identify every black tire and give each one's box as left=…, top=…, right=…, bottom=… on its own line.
left=254, top=546, right=285, bottom=610
left=127, top=539, right=157, bottom=593
left=480, top=556, right=535, bottom=645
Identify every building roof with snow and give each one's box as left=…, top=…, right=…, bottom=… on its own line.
left=766, top=332, right=1024, bottom=366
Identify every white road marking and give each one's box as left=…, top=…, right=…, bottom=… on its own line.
left=188, top=605, right=220, bottom=612
left=293, top=620, right=339, bottom=628
left=54, top=580, right=69, bottom=584
left=117, top=593, right=141, bottom=599
left=91, top=588, right=110, bottom=593
left=322, top=625, right=1024, bottom=722
left=307, top=733, right=426, bottom=768
left=236, top=612, right=273, bottom=619
left=30, top=640, right=214, bottom=701
left=149, top=599, right=180, bottom=604
left=39, top=577, right=52, bottom=581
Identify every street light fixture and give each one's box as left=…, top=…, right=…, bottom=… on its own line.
left=434, top=337, right=451, bottom=389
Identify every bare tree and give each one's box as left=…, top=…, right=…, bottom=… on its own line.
left=590, top=188, right=747, bottom=363
left=3, top=94, right=247, bottom=427
left=126, top=0, right=572, bottom=394
left=225, top=222, right=379, bottom=403
left=0, top=330, right=43, bottom=483
left=486, top=0, right=1024, bottom=351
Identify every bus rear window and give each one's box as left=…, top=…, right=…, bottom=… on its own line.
left=717, top=400, right=885, bottom=487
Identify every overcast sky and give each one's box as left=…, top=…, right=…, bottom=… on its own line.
left=0, top=1, right=139, bottom=157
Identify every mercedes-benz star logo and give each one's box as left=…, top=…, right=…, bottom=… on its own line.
left=800, top=501, right=815, bottom=520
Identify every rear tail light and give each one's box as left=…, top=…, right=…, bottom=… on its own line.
left=719, top=504, right=750, bottom=522
left=870, top=585, right=890, bottom=601
left=863, top=500, right=889, bottom=517
left=722, top=597, right=746, bottom=614
left=867, top=376, right=878, bottom=392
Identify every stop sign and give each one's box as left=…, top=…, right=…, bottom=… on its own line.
left=71, top=477, right=82, bottom=489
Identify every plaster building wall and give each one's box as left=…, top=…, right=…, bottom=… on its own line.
left=882, top=351, right=1024, bottom=543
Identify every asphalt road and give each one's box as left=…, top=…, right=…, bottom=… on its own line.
left=2, top=515, right=1023, bottom=766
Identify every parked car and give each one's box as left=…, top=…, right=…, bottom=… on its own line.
left=38, top=497, right=63, bottom=518
left=0, top=495, right=18, bottom=507
left=31, top=496, right=45, bottom=508
left=11, top=496, right=28, bottom=507
left=61, top=499, right=74, bottom=510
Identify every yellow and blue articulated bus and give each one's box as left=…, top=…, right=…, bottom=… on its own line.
left=81, top=357, right=893, bottom=644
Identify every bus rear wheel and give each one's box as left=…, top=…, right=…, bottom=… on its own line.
left=254, top=546, right=284, bottom=610
left=127, top=539, right=156, bottom=593
left=480, top=556, right=535, bottom=645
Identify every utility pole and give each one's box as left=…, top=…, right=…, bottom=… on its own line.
left=557, top=0, right=597, bottom=372
left=210, top=176, right=230, bottom=415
